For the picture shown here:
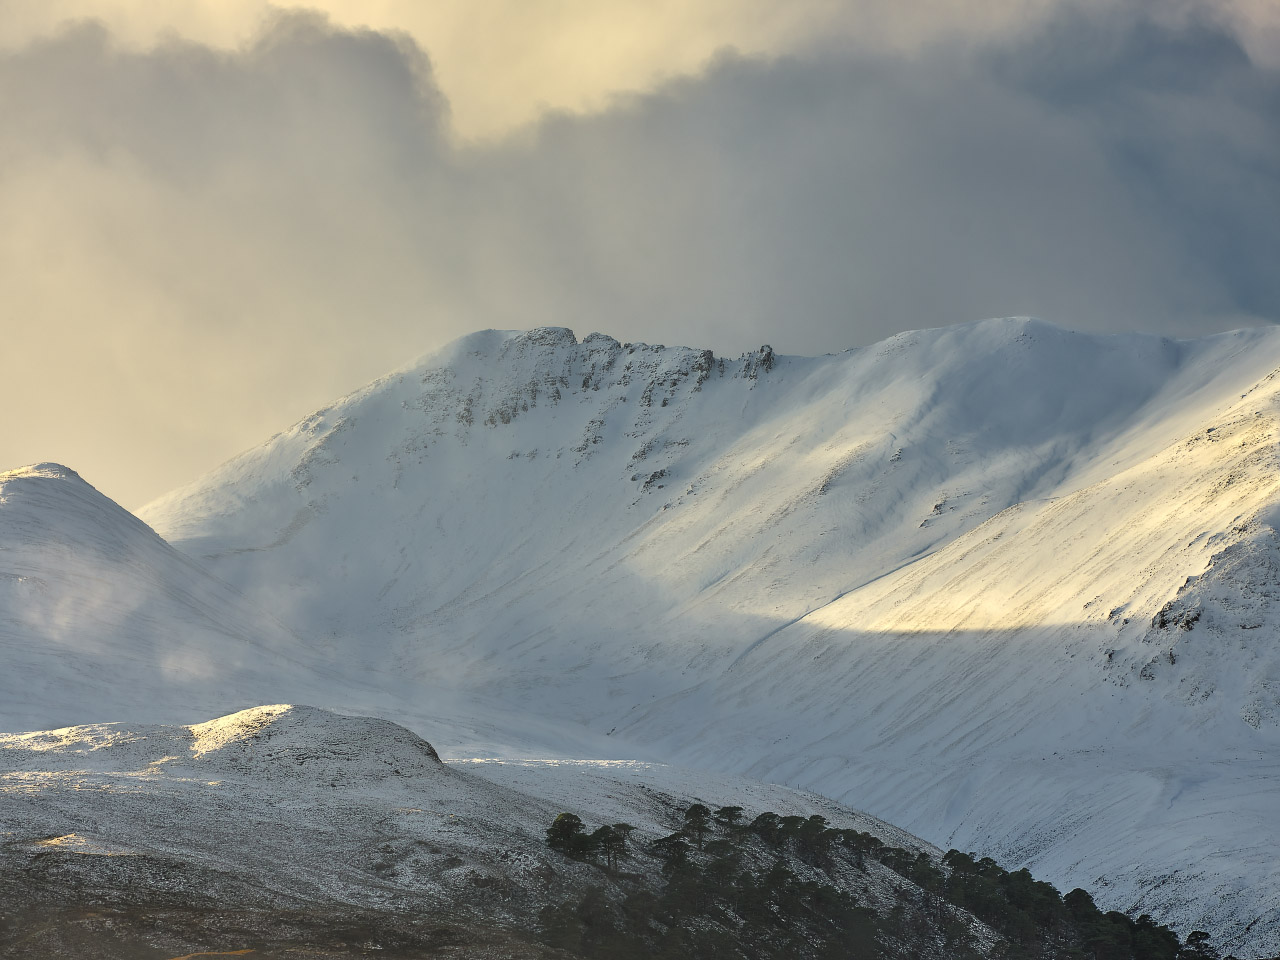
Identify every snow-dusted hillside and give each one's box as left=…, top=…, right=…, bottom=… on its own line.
left=8, top=317, right=1280, bottom=951
left=0, top=704, right=962, bottom=958
left=0, top=703, right=930, bottom=886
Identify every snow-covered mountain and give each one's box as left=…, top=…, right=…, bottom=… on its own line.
left=6, top=317, right=1280, bottom=952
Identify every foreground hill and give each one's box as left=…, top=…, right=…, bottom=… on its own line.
left=0, top=704, right=963, bottom=958
left=128, top=318, right=1280, bottom=953
left=0, top=704, right=1206, bottom=959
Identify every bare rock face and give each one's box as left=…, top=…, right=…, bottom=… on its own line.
left=1138, top=525, right=1280, bottom=729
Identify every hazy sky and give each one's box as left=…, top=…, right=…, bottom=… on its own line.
left=1, top=0, right=1277, bottom=507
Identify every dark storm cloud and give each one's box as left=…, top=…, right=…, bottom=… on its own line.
left=480, top=5, right=1278, bottom=347
left=0, top=14, right=447, bottom=174
left=0, top=3, right=1276, bottom=504
left=986, top=8, right=1280, bottom=325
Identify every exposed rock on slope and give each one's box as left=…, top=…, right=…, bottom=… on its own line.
left=1137, top=518, right=1280, bottom=728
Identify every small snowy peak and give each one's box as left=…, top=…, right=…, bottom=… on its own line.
left=1, top=705, right=444, bottom=786
left=0, top=462, right=88, bottom=484
left=0, top=461, right=162, bottom=553
left=185, top=703, right=443, bottom=783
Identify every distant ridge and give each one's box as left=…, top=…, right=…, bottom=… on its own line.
left=0, top=462, right=330, bottom=730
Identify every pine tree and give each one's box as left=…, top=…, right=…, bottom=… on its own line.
left=547, top=812, right=589, bottom=859
left=682, top=803, right=712, bottom=849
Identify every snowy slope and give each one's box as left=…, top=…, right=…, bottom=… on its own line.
left=631, top=389, right=1280, bottom=947
left=0, top=464, right=339, bottom=729
left=67, top=318, right=1280, bottom=951
left=141, top=320, right=1276, bottom=708
left=0, top=463, right=650, bottom=765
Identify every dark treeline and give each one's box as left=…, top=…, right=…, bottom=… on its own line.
left=538, top=803, right=1238, bottom=960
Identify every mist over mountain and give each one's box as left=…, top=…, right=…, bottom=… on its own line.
left=0, top=462, right=335, bottom=729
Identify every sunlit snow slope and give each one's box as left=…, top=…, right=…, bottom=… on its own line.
left=124, top=318, right=1280, bottom=952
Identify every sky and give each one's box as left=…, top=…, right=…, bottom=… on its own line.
left=1, top=0, right=1277, bottom=508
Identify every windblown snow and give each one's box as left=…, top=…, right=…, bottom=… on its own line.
left=5, top=318, right=1280, bottom=953
left=0, top=464, right=335, bottom=730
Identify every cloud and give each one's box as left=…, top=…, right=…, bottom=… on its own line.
left=0, top=0, right=1078, bottom=140
left=0, top=4, right=1275, bottom=506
